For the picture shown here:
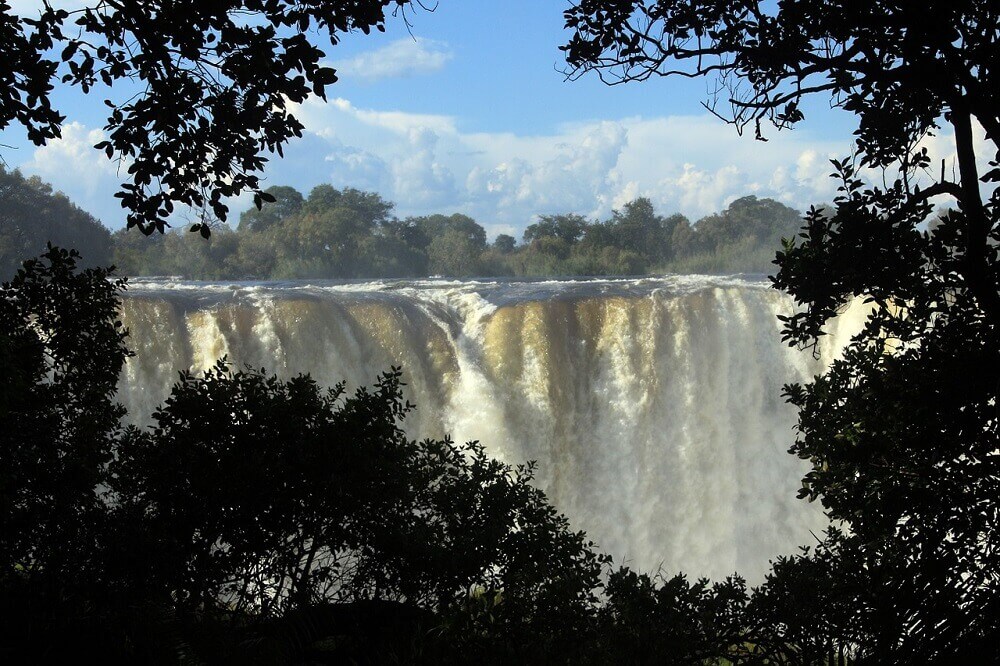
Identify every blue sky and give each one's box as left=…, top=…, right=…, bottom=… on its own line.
left=0, top=1, right=962, bottom=239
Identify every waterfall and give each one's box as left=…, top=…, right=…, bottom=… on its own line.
left=118, top=276, right=868, bottom=582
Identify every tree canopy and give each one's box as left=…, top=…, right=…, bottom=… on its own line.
left=5, top=249, right=896, bottom=664
left=566, top=0, right=1000, bottom=661
left=0, top=247, right=612, bottom=663
left=106, top=187, right=804, bottom=278
left=1, top=0, right=423, bottom=235
left=0, top=166, right=804, bottom=280
left=0, top=166, right=112, bottom=278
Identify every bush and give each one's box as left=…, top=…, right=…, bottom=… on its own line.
left=1, top=249, right=606, bottom=663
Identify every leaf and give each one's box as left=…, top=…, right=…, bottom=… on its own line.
left=61, top=41, right=78, bottom=61
left=981, top=168, right=1000, bottom=183
left=313, top=67, right=338, bottom=86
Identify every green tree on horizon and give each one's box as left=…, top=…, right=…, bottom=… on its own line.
left=0, top=166, right=112, bottom=278
left=0, top=1, right=429, bottom=235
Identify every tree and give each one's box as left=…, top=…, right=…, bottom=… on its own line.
left=414, top=213, right=488, bottom=253
left=608, top=198, right=670, bottom=262
left=523, top=213, right=589, bottom=245
left=237, top=184, right=304, bottom=233
left=0, top=167, right=112, bottom=277
left=564, top=0, right=998, bottom=311
left=666, top=197, right=804, bottom=273
left=694, top=196, right=802, bottom=250
left=264, top=186, right=395, bottom=277
left=301, top=184, right=343, bottom=217
left=594, top=569, right=751, bottom=665
left=116, top=363, right=607, bottom=658
left=360, top=217, right=431, bottom=276
left=0, top=248, right=128, bottom=574
left=565, top=0, right=1000, bottom=661
left=493, top=233, right=517, bottom=254
left=428, top=227, right=484, bottom=276
left=0, top=248, right=133, bottom=661
left=1, top=247, right=610, bottom=662
left=1, top=1, right=423, bottom=235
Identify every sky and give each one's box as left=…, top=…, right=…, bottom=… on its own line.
left=0, top=0, right=962, bottom=240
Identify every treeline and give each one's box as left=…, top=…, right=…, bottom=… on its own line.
left=0, top=167, right=112, bottom=278
left=0, top=169, right=805, bottom=279
left=113, top=184, right=805, bottom=278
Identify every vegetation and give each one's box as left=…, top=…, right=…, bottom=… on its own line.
left=567, top=0, right=1000, bottom=662
left=0, top=165, right=806, bottom=279
left=0, top=166, right=112, bottom=278
left=1, top=247, right=849, bottom=664
left=1, top=0, right=428, bottom=235
left=1, top=248, right=610, bottom=663
left=4, top=0, right=999, bottom=661
left=107, top=186, right=802, bottom=278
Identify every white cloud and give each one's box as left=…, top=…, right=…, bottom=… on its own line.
left=466, top=122, right=628, bottom=220
left=24, top=100, right=991, bottom=237
left=391, top=127, right=458, bottom=207
left=276, top=98, right=857, bottom=233
left=323, top=141, right=391, bottom=193
left=331, top=38, right=453, bottom=82
left=294, top=97, right=456, bottom=138
left=657, top=164, right=746, bottom=217
left=18, top=120, right=252, bottom=230
left=23, top=121, right=119, bottom=196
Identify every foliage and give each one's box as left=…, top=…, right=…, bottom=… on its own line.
left=565, top=0, right=1000, bottom=662
left=524, top=213, right=589, bottom=245
left=772, top=178, right=1000, bottom=661
left=0, top=247, right=136, bottom=661
left=109, top=185, right=803, bottom=278
left=0, top=166, right=112, bottom=278
left=562, top=0, right=997, bottom=152
left=1, top=0, right=423, bottom=234
left=0, top=249, right=612, bottom=663
left=493, top=233, right=517, bottom=254
left=6, top=249, right=870, bottom=665
left=237, top=185, right=304, bottom=233
left=594, top=569, right=751, bottom=665
left=114, top=362, right=607, bottom=621
left=0, top=247, right=128, bottom=579
left=0, top=159, right=804, bottom=278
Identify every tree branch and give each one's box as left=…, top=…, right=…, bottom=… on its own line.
left=952, top=105, right=1000, bottom=324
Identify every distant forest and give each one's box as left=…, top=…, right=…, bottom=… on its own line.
left=2, top=167, right=806, bottom=279
left=0, top=167, right=113, bottom=278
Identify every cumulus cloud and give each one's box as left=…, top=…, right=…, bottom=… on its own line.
left=18, top=120, right=249, bottom=229
left=331, top=38, right=453, bottom=82
left=277, top=97, right=857, bottom=233
left=390, top=127, right=458, bottom=207
left=10, top=121, right=126, bottom=224
left=23, top=122, right=119, bottom=196
left=21, top=98, right=990, bottom=236
left=323, top=141, right=391, bottom=193
left=656, top=164, right=747, bottom=217
left=466, top=122, right=628, bottom=220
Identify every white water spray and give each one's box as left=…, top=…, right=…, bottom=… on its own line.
left=118, top=276, right=867, bottom=582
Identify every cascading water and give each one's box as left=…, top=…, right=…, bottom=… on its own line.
left=118, top=276, right=868, bottom=582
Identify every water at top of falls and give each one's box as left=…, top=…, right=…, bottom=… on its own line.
left=122, top=273, right=780, bottom=313
left=117, top=274, right=869, bottom=583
